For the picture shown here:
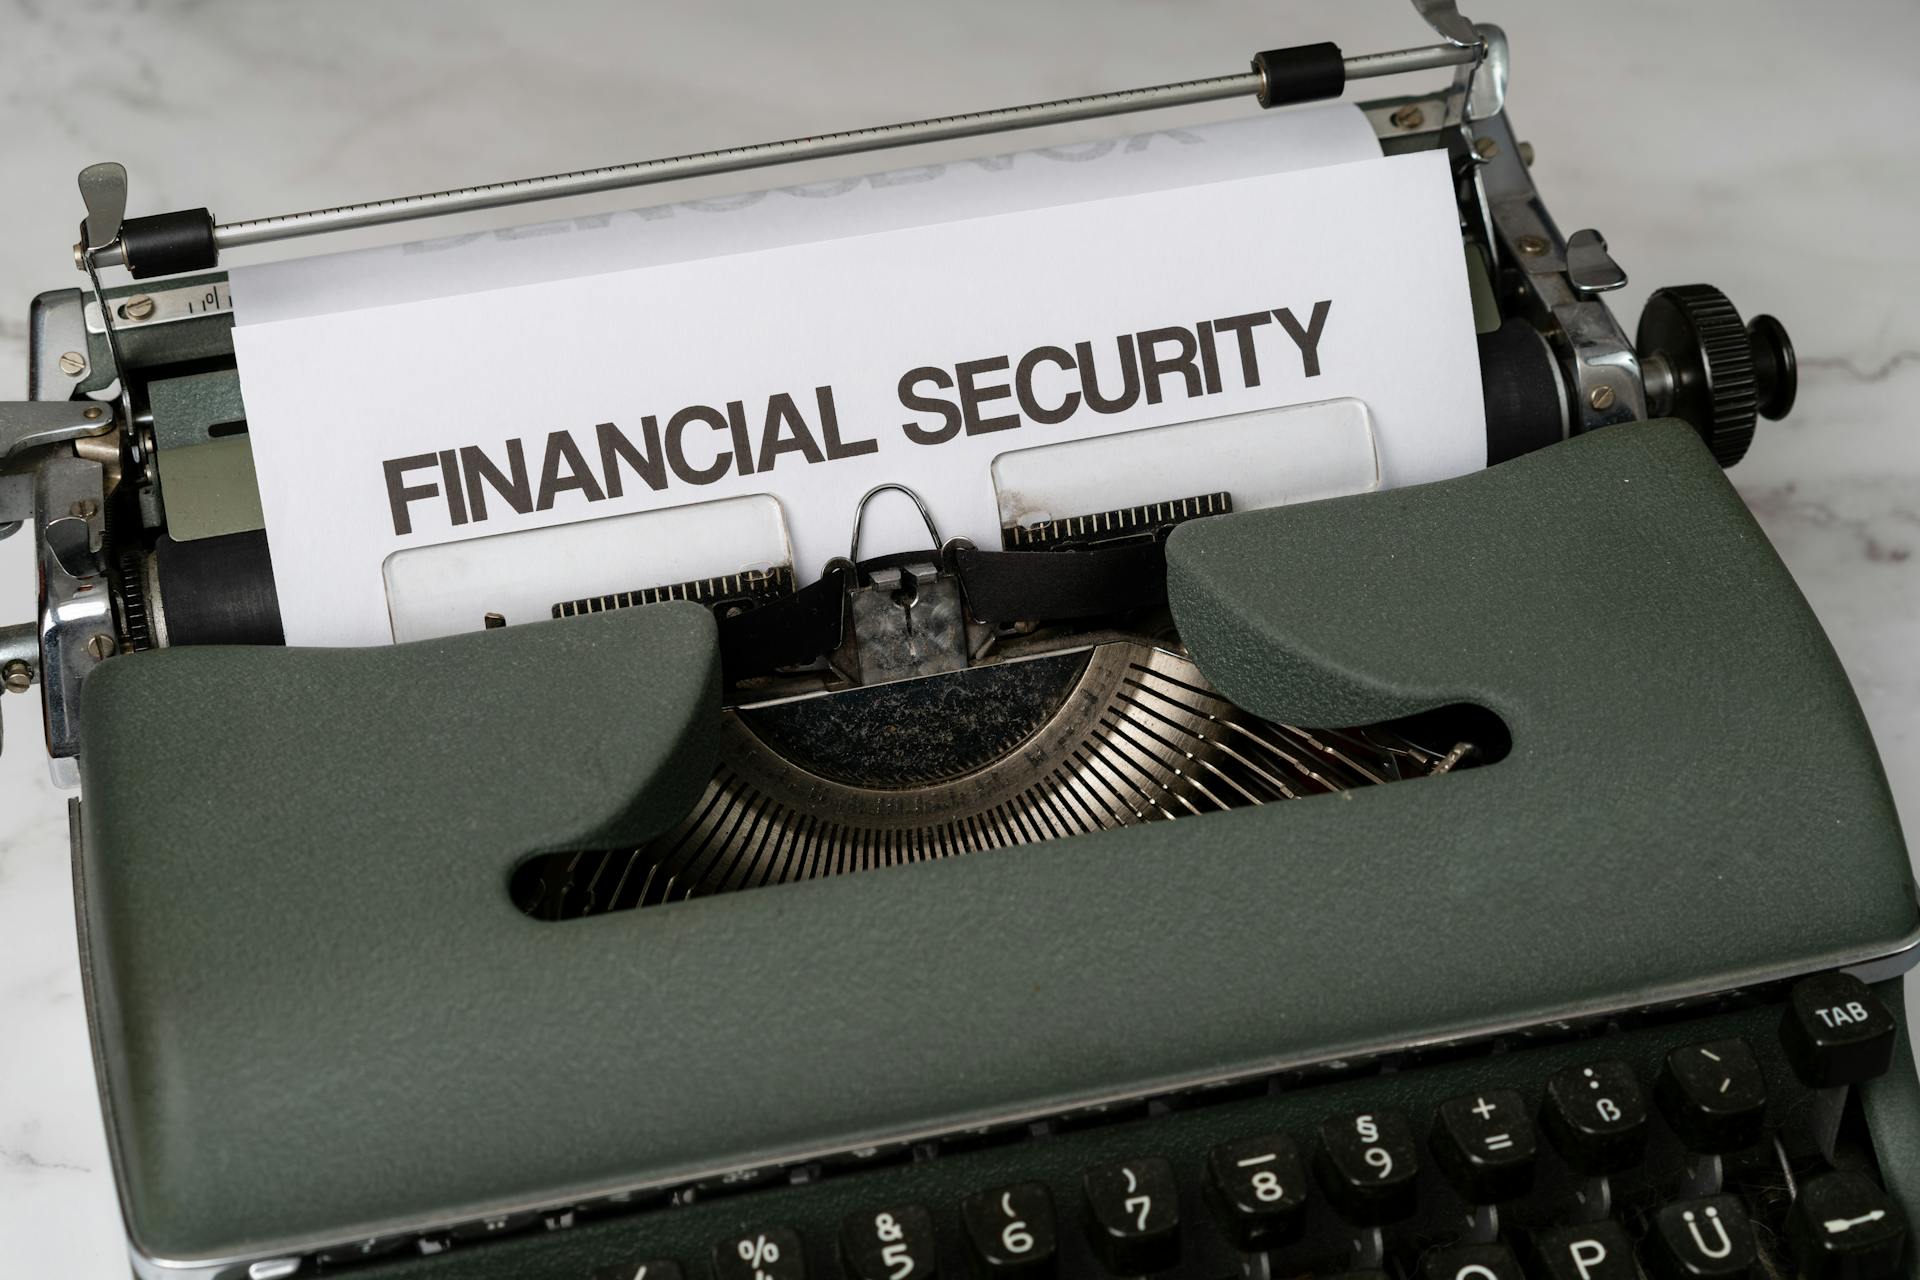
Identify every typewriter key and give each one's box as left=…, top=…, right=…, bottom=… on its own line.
left=842, top=1205, right=939, bottom=1280
left=1655, top=1039, right=1767, bottom=1154
left=1649, top=1196, right=1756, bottom=1279
left=1531, top=1221, right=1637, bottom=1280
left=592, top=1263, right=685, bottom=1280
left=1788, top=1170, right=1908, bottom=1280
left=1541, top=1061, right=1648, bottom=1175
left=714, top=1228, right=806, bottom=1280
left=1315, top=1108, right=1418, bottom=1225
left=1782, top=972, right=1897, bottom=1089
left=1081, top=1157, right=1180, bottom=1275
left=1204, top=1133, right=1308, bottom=1249
left=1430, top=1089, right=1536, bottom=1204
left=1419, top=1243, right=1523, bottom=1280
left=961, top=1183, right=1056, bottom=1278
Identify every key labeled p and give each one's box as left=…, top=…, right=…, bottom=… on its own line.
left=1565, top=1239, right=1607, bottom=1280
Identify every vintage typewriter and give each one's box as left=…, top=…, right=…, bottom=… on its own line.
left=2, top=4, right=1915, bottom=1279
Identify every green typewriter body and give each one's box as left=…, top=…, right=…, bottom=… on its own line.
left=3, top=4, right=1915, bottom=1279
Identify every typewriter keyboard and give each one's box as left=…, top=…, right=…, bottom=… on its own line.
left=328, top=973, right=1910, bottom=1280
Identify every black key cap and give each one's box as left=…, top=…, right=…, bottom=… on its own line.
left=1431, top=1088, right=1536, bottom=1203
left=1533, top=1220, right=1638, bottom=1280
left=1782, top=973, right=1898, bottom=1088
left=1789, top=1170, right=1909, bottom=1280
left=842, top=1206, right=939, bottom=1280
left=1204, top=1133, right=1309, bottom=1249
left=714, top=1229, right=806, bottom=1280
left=595, top=1264, right=686, bottom=1280
left=1419, top=1243, right=1524, bottom=1280
left=1542, top=1060, right=1649, bottom=1174
left=1656, top=1039, right=1768, bottom=1153
left=1082, top=1157, right=1180, bottom=1275
left=961, top=1182, right=1056, bottom=1277
left=1315, top=1108, right=1418, bottom=1225
left=1650, top=1195, right=1757, bottom=1278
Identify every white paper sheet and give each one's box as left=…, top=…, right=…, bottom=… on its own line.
left=236, top=104, right=1381, bottom=325
left=232, top=120, right=1484, bottom=647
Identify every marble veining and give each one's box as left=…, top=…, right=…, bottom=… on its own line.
left=2, top=0, right=1917, bottom=1271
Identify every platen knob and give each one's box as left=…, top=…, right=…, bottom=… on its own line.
left=1637, top=285, right=1797, bottom=467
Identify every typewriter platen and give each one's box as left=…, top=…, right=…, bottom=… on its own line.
left=6, top=3, right=1919, bottom=1279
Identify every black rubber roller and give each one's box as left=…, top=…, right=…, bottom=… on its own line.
left=151, top=530, right=284, bottom=645
left=1251, top=42, right=1345, bottom=109
left=1479, top=318, right=1568, bottom=464
left=119, top=208, right=218, bottom=279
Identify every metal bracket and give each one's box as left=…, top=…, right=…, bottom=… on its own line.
left=1412, top=1, right=1499, bottom=126
left=28, top=290, right=99, bottom=399
left=34, top=453, right=114, bottom=786
left=1, top=400, right=115, bottom=468
left=1471, top=111, right=1645, bottom=431
left=849, top=563, right=967, bottom=686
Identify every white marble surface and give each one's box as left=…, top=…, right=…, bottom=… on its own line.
left=2, top=1, right=1917, bottom=1272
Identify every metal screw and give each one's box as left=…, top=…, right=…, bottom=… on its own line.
left=87, top=633, right=117, bottom=661
left=1474, top=136, right=1499, bottom=160
left=1516, top=234, right=1549, bottom=256
left=123, top=294, right=157, bottom=321
left=1589, top=385, right=1617, bottom=412
left=57, top=350, right=88, bottom=377
left=70, top=498, right=98, bottom=519
left=1518, top=140, right=1535, bottom=168
left=1389, top=104, right=1426, bottom=130
left=2, top=660, right=31, bottom=693
left=83, top=405, right=104, bottom=421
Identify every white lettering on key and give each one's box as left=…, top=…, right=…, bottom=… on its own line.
left=1568, top=1239, right=1607, bottom=1280
left=1684, top=1207, right=1734, bottom=1259
left=1824, top=1210, right=1888, bottom=1235
left=1597, top=1098, right=1622, bottom=1122
left=1121, top=1166, right=1152, bottom=1232
left=999, top=1193, right=1033, bottom=1256
left=1356, top=1115, right=1379, bottom=1143
left=1454, top=1267, right=1500, bottom=1280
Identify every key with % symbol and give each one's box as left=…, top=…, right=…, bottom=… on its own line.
left=720, top=1230, right=801, bottom=1280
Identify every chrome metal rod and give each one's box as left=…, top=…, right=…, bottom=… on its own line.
left=92, top=41, right=1475, bottom=265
